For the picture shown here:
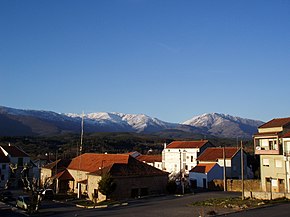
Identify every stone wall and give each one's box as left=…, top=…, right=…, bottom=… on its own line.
left=245, top=191, right=290, bottom=200
left=208, top=179, right=261, bottom=192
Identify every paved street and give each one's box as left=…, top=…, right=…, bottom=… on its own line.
left=50, top=192, right=240, bottom=217
left=221, top=202, right=290, bottom=217
left=3, top=191, right=289, bottom=217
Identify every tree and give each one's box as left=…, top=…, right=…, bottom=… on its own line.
left=98, top=173, right=116, bottom=199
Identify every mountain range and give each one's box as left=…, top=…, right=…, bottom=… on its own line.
left=0, top=106, right=264, bottom=138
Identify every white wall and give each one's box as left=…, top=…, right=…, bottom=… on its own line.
left=162, top=148, right=199, bottom=174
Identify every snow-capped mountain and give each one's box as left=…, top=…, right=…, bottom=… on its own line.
left=66, top=112, right=178, bottom=133
left=0, top=106, right=263, bottom=138
left=183, top=113, right=264, bottom=138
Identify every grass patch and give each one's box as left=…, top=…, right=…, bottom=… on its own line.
left=191, top=197, right=290, bottom=210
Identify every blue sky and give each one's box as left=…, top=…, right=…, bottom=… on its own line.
left=1, top=0, right=290, bottom=123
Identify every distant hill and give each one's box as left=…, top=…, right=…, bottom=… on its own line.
left=183, top=113, right=264, bottom=138
left=0, top=106, right=263, bottom=138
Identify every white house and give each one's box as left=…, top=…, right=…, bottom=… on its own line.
left=189, top=163, right=223, bottom=188
left=0, top=144, right=32, bottom=188
left=162, top=140, right=214, bottom=175
left=0, top=149, right=10, bottom=189
left=253, top=117, right=290, bottom=193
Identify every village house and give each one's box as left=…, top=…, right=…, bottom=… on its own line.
left=0, top=149, right=10, bottom=189
left=189, top=163, right=222, bottom=189
left=67, top=153, right=168, bottom=201
left=0, top=144, right=35, bottom=188
left=162, top=140, right=214, bottom=175
left=40, top=159, right=72, bottom=193
left=196, top=147, right=248, bottom=179
left=254, top=117, right=290, bottom=193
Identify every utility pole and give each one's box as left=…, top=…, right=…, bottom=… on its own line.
left=241, top=140, right=245, bottom=200
left=223, top=146, right=227, bottom=191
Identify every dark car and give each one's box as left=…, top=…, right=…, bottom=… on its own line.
left=42, top=189, right=54, bottom=200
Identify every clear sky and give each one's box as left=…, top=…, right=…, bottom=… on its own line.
left=1, top=0, right=290, bottom=123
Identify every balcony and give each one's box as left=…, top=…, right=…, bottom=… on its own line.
left=254, top=137, right=281, bottom=155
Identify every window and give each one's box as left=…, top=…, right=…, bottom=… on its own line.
left=191, top=156, right=194, bottom=162
left=275, top=160, right=282, bottom=168
left=263, top=158, right=269, bottom=167
left=185, top=165, right=188, bottom=170
left=2, top=164, right=6, bottom=170
left=1, top=175, right=4, bottom=180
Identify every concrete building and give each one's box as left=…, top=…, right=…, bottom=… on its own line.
left=0, top=144, right=32, bottom=188
left=67, top=153, right=168, bottom=201
left=189, top=163, right=223, bottom=188
left=162, top=140, right=213, bottom=175
left=0, top=149, right=10, bottom=189
left=254, top=117, right=290, bottom=193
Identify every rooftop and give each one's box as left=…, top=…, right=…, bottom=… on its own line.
left=190, top=163, right=217, bottom=173
left=136, top=155, right=162, bottom=163
left=68, top=153, right=130, bottom=173
left=197, top=147, right=240, bottom=162
left=166, top=140, right=210, bottom=149
left=259, top=117, right=290, bottom=129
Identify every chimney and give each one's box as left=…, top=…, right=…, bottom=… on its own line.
left=164, top=143, right=167, bottom=149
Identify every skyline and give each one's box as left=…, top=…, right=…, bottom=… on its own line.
left=1, top=1, right=290, bottom=123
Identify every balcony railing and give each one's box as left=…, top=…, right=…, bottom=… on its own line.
left=255, top=146, right=280, bottom=155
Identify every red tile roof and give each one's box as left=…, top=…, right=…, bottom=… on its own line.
left=190, top=163, right=217, bottom=173
left=259, top=117, right=290, bottom=129
left=166, top=140, right=210, bottom=149
left=1, top=145, right=29, bottom=157
left=197, top=147, right=240, bottom=162
left=90, top=156, right=168, bottom=177
left=283, top=132, right=290, bottom=138
left=136, top=155, right=162, bottom=163
left=53, top=169, right=74, bottom=181
left=68, top=153, right=130, bottom=173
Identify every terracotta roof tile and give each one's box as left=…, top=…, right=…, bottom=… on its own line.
left=68, top=153, right=130, bottom=173
left=283, top=132, right=290, bottom=138
left=90, top=156, right=168, bottom=177
left=166, top=140, right=210, bottom=149
left=53, top=169, right=73, bottom=180
left=136, top=155, right=162, bottom=163
left=197, top=147, right=240, bottom=162
left=190, top=163, right=217, bottom=173
left=259, top=117, right=290, bottom=129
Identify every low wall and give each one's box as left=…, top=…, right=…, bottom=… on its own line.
left=245, top=191, right=290, bottom=200
left=209, top=179, right=261, bottom=192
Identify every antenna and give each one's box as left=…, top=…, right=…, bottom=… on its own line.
left=80, top=111, right=84, bottom=155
